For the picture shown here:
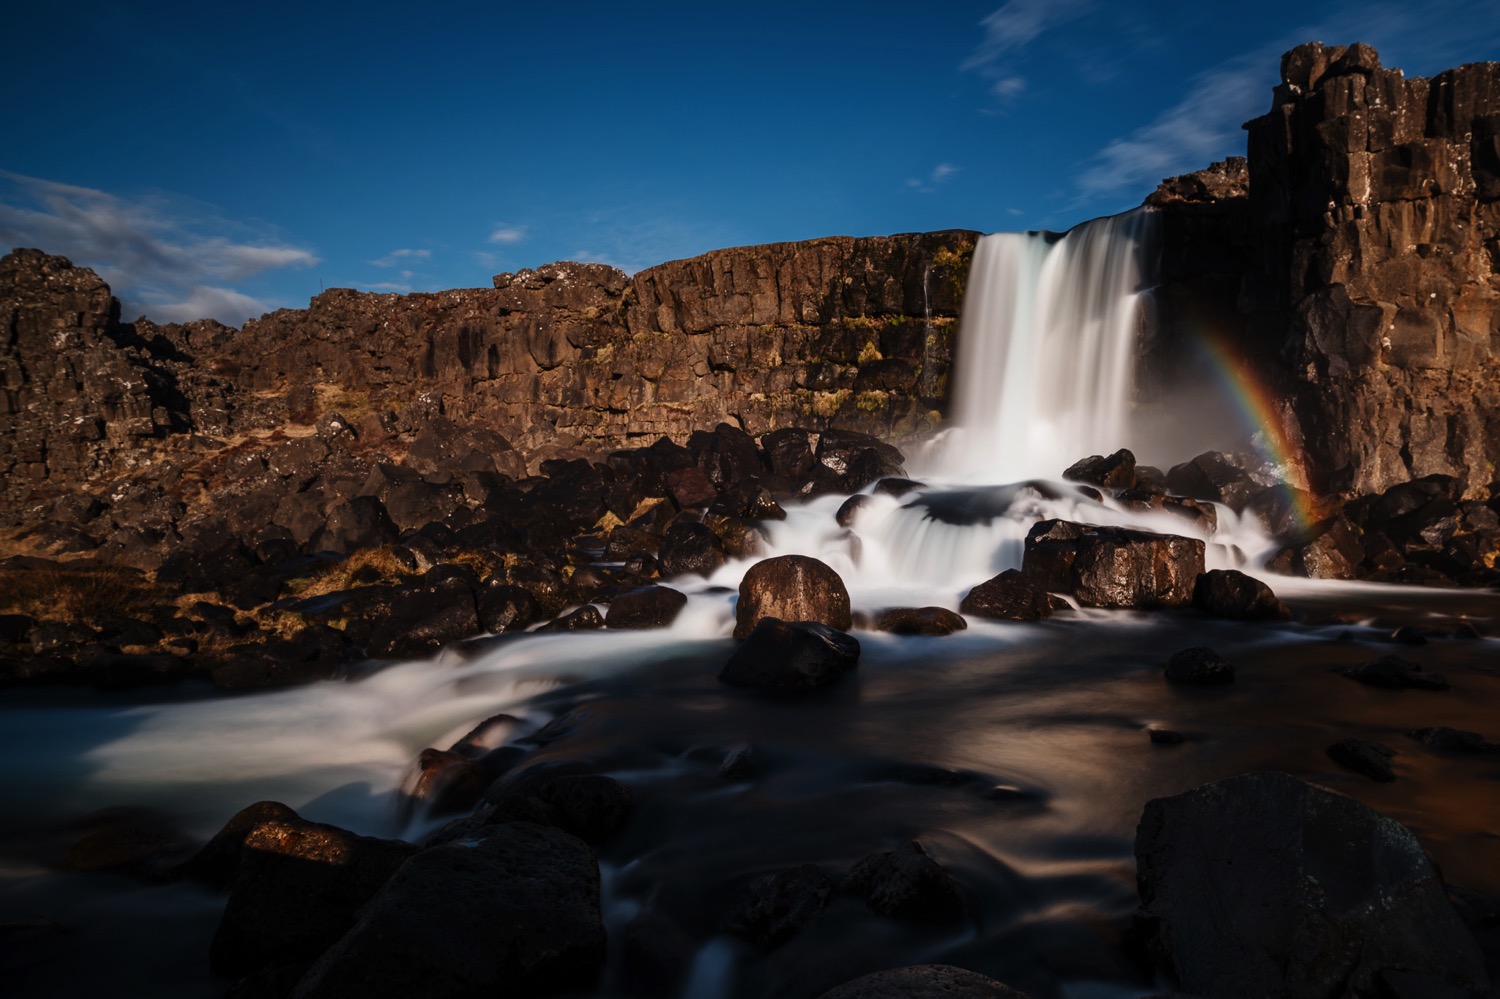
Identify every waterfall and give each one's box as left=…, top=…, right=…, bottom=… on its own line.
left=935, top=209, right=1159, bottom=482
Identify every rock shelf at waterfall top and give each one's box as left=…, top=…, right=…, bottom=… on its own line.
left=2, top=38, right=1500, bottom=999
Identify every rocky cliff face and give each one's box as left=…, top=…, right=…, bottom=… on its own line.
left=0, top=233, right=975, bottom=529
left=1157, top=43, right=1500, bottom=499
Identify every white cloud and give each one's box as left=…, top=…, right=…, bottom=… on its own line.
left=906, top=162, right=961, bottom=194
left=961, top=0, right=1092, bottom=103
left=0, top=170, right=317, bottom=325
left=370, top=247, right=431, bottom=267
left=1074, top=60, right=1265, bottom=199
left=488, top=224, right=526, bottom=244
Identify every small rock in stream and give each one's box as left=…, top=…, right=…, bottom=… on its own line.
left=1164, top=646, right=1234, bottom=684
left=1335, top=655, right=1449, bottom=690
left=1326, top=737, right=1397, bottom=781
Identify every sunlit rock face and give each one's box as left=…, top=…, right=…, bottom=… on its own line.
left=1152, top=43, right=1500, bottom=501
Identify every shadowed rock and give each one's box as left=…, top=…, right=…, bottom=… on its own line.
left=721, top=618, right=859, bottom=690
left=846, top=841, right=964, bottom=922
left=959, top=569, right=1052, bottom=621
left=818, top=965, right=1032, bottom=999
left=727, top=863, right=832, bottom=949
left=1192, top=569, right=1291, bottom=620
left=1063, top=448, right=1137, bottom=490
left=1135, top=771, right=1489, bottom=998
left=605, top=585, right=687, bottom=630
left=1336, top=655, right=1449, bottom=690
left=873, top=606, right=968, bottom=635
left=1165, top=646, right=1233, bottom=684
left=1326, top=738, right=1397, bottom=782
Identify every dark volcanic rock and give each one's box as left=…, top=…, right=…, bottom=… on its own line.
left=1267, top=514, right=1365, bottom=580
left=293, top=822, right=605, bottom=999
left=210, top=811, right=417, bottom=977
left=728, top=863, right=832, bottom=949
left=658, top=521, right=726, bottom=578
left=1135, top=771, right=1489, bottom=998
left=536, top=605, right=605, bottom=632
left=1022, top=520, right=1205, bottom=608
left=846, top=841, right=965, bottom=922
left=1062, top=449, right=1137, bottom=490
left=1164, top=646, right=1234, bottom=684
left=734, top=554, right=852, bottom=640
left=959, top=569, right=1052, bottom=621
left=605, top=585, right=687, bottom=629
left=477, top=764, right=635, bottom=845
left=872, top=606, right=968, bottom=636
left=1326, top=738, right=1397, bottom=782
left=1336, top=654, right=1450, bottom=690
left=366, top=576, right=480, bottom=658
left=817, top=965, right=1032, bottom=999
left=1409, top=726, right=1499, bottom=753
left=1191, top=568, right=1291, bottom=620
left=721, top=618, right=859, bottom=690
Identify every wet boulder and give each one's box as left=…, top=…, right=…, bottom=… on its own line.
left=605, top=585, right=687, bottom=629
left=815, top=430, right=905, bottom=492
left=477, top=763, right=635, bottom=845
left=406, top=748, right=489, bottom=816
left=721, top=618, right=859, bottom=690
left=1409, top=726, right=1499, bottom=753
left=1022, top=520, right=1204, bottom=609
left=959, top=569, right=1052, bottom=621
left=818, top=965, right=1032, bottom=999
left=365, top=576, right=480, bottom=658
left=536, top=605, right=606, bottom=631
left=1062, top=448, right=1137, bottom=490
left=476, top=580, right=540, bottom=634
left=210, top=811, right=418, bottom=977
left=658, top=521, right=726, bottom=578
left=760, top=427, right=815, bottom=483
left=1166, top=450, right=1258, bottom=509
left=734, top=554, right=852, bottom=639
left=835, top=494, right=869, bottom=527
left=1266, top=514, right=1365, bottom=580
left=293, top=822, right=605, bottom=999
left=1191, top=569, right=1291, bottom=620
left=845, top=841, right=964, bottom=922
left=1135, top=771, right=1490, bottom=998
left=872, top=606, right=968, bottom=636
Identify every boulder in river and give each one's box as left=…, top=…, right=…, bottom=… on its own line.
left=734, top=554, right=852, bottom=639
left=1135, top=771, right=1490, bottom=998
left=1164, top=646, right=1234, bottom=684
left=1023, top=520, right=1204, bottom=608
left=727, top=863, right=832, bottom=949
left=605, top=585, right=688, bottom=629
left=845, top=840, right=965, bottom=922
left=872, top=606, right=968, bottom=635
left=959, top=569, right=1052, bottom=621
left=293, top=822, right=605, bottom=999
left=1062, top=448, right=1137, bottom=491
left=1191, top=568, right=1291, bottom=620
left=721, top=618, right=859, bottom=690
left=1336, top=654, right=1449, bottom=690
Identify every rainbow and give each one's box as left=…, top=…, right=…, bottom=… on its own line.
left=1188, top=329, right=1323, bottom=536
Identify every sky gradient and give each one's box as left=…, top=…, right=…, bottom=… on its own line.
left=4, top=1, right=1499, bottom=324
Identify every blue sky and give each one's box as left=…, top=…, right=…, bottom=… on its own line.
left=3, top=1, right=1498, bottom=324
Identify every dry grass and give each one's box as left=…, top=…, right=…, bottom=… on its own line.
left=0, top=563, right=153, bottom=625
left=286, top=545, right=422, bottom=599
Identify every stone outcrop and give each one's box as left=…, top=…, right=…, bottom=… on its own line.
left=1154, top=44, right=1500, bottom=500
left=0, top=232, right=975, bottom=529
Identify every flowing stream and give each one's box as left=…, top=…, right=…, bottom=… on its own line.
left=2, top=211, right=1498, bottom=999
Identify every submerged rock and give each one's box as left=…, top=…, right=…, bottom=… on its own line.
left=734, top=554, right=852, bottom=640
left=727, top=863, right=832, bottom=949
left=1326, top=738, right=1397, bottom=782
left=817, top=964, right=1031, bottom=999
left=845, top=841, right=965, bottom=923
left=1336, top=655, right=1450, bottom=690
left=721, top=618, right=859, bottom=690
left=1023, top=520, right=1204, bottom=609
left=1164, top=646, right=1234, bottom=684
left=1135, top=771, right=1489, bottom=998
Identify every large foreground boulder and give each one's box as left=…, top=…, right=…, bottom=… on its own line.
left=734, top=554, right=852, bottom=639
left=1022, top=520, right=1204, bottom=608
left=294, top=822, right=605, bottom=998
left=1135, top=771, right=1489, bottom=998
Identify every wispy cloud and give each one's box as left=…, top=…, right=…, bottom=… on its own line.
left=0, top=170, right=316, bottom=324
left=1074, top=59, right=1265, bottom=200
left=488, top=224, right=526, bottom=244
left=961, top=0, right=1092, bottom=104
left=906, top=162, right=961, bottom=194
left=370, top=247, right=431, bottom=267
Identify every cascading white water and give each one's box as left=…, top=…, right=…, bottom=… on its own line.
left=935, top=209, right=1159, bottom=481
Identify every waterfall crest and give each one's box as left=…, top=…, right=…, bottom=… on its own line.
left=934, top=209, right=1159, bottom=481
